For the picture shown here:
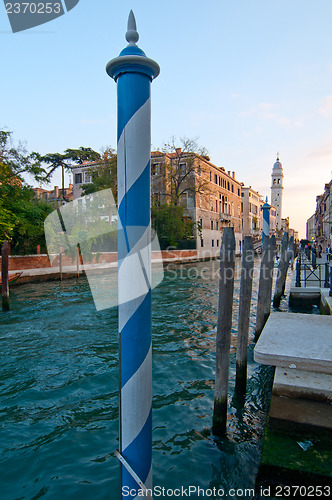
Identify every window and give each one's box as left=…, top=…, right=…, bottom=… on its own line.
left=216, top=221, right=219, bottom=231
left=216, top=239, right=219, bottom=247
left=75, top=173, right=82, bottom=184
left=85, top=172, right=92, bottom=183
left=211, top=220, right=213, bottom=230
left=227, top=181, right=230, bottom=191
left=179, top=163, right=186, bottom=175
left=209, top=171, right=212, bottom=181
left=231, top=184, right=234, bottom=193
left=238, top=189, right=240, bottom=196
left=152, top=192, right=160, bottom=205
left=197, top=164, right=201, bottom=176
left=201, top=239, right=204, bottom=247
left=179, top=193, right=187, bottom=207
left=212, top=240, right=214, bottom=247
left=152, top=163, right=161, bottom=175
left=215, top=174, right=218, bottom=184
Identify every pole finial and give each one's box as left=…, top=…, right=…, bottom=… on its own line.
left=126, top=10, right=139, bottom=45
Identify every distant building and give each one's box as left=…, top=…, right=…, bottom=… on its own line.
left=150, top=150, right=242, bottom=256
left=271, top=156, right=284, bottom=231
left=241, top=187, right=263, bottom=239
left=71, top=152, right=243, bottom=255
left=241, top=188, right=277, bottom=240
left=71, top=160, right=102, bottom=200
left=306, top=214, right=316, bottom=242
left=33, top=184, right=73, bottom=204
left=307, top=179, right=332, bottom=247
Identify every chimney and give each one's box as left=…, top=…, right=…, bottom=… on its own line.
left=175, top=148, right=182, bottom=155
left=227, top=170, right=231, bottom=176
left=232, top=171, right=235, bottom=178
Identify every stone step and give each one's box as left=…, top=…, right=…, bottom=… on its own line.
left=269, top=395, right=332, bottom=433
left=273, top=368, right=332, bottom=402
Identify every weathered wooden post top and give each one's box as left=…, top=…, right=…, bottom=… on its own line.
left=106, top=11, right=159, bottom=499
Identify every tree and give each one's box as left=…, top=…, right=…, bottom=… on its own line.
left=151, top=203, right=195, bottom=249
left=0, top=130, right=46, bottom=183
left=80, top=146, right=117, bottom=201
left=156, top=136, right=211, bottom=206
left=151, top=137, right=210, bottom=247
left=0, top=178, right=53, bottom=254
left=39, top=146, right=101, bottom=201
left=0, top=130, right=53, bottom=253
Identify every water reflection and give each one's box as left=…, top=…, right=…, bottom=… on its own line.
left=0, top=258, right=294, bottom=499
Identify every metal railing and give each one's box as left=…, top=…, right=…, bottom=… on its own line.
left=295, top=254, right=332, bottom=295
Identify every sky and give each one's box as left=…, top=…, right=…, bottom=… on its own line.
left=1, top=0, right=332, bottom=239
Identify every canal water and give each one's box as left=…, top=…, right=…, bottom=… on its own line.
left=0, top=259, right=293, bottom=499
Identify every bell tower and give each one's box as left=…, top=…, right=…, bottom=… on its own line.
left=271, top=155, right=284, bottom=230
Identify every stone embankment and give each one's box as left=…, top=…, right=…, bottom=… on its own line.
left=0, top=251, right=201, bottom=284
left=255, top=255, right=332, bottom=489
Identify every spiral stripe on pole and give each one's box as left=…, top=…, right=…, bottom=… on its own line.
left=106, top=12, right=159, bottom=497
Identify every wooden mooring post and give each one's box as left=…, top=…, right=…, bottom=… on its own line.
left=59, top=247, right=63, bottom=281
left=273, top=232, right=289, bottom=308
left=282, top=236, right=294, bottom=296
left=1, top=241, right=10, bottom=311
left=77, top=244, right=80, bottom=278
left=235, top=236, right=254, bottom=395
left=254, top=235, right=276, bottom=342
left=212, top=227, right=235, bottom=436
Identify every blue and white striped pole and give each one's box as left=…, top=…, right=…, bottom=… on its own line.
left=106, top=11, right=159, bottom=498
left=262, top=197, right=271, bottom=243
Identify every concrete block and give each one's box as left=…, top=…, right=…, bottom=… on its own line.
left=254, top=312, right=332, bottom=374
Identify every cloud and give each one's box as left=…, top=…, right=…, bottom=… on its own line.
left=239, top=101, right=301, bottom=127
left=318, top=96, right=332, bottom=116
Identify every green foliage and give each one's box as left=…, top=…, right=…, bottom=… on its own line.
left=39, top=146, right=101, bottom=199
left=0, top=180, right=53, bottom=254
left=0, top=130, right=53, bottom=253
left=151, top=203, right=195, bottom=248
left=64, top=147, right=101, bottom=165
left=81, top=146, right=117, bottom=201
left=0, top=130, right=47, bottom=183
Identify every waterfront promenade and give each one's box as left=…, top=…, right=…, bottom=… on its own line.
left=254, top=256, right=332, bottom=488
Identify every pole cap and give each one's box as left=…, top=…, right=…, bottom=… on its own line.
left=106, top=11, right=160, bottom=81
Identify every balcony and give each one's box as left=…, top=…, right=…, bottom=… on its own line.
left=219, top=211, right=231, bottom=222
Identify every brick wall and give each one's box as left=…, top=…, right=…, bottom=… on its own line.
left=1, top=250, right=198, bottom=271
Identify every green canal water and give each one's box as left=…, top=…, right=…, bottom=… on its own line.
left=0, top=260, right=293, bottom=499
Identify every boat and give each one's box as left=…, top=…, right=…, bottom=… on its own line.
left=0, top=272, right=23, bottom=287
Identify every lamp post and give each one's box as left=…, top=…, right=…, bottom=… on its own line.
left=106, top=11, right=159, bottom=498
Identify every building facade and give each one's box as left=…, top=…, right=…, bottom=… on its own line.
left=241, top=187, right=263, bottom=239
left=33, top=184, right=73, bottom=204
left=307, top=180, right=332, bottom=247
left=241, top=187, right=277, bottom=242
left=150, top=150, right=242, bottom=256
